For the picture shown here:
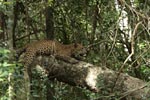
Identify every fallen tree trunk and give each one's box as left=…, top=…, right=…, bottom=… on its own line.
left=32, top=55, right=150, bottom=100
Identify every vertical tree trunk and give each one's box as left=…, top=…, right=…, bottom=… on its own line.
left=0, top=11, right=6, bottom=41
left=8, top=73, right=13, bottom=100
left=23, top=1, right=31, bottom=100
left=45, top=1, right=55, bottom=99
left=84, top=0, right=88, bottom=39
left=12, top=1, right=20, bottom=48
left=6, top=1, right=14, bottom=99
left=91, top=0, right=99, bottom=43
left=45, top=6, right=54, bottom=40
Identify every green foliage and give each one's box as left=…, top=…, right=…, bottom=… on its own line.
left=0, top=0, right=150, bottom=99
left=0, top=48, right=15, bottom=80
left=0, top=48, right=23, bottom=99
left=0, top=48, right=13, bottom=99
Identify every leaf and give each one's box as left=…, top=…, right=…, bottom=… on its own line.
left=0, top=71, right=8, bottom=77
left=0, top=48, right=10, bottom=54
left=2, top=62, right=12, bottom=67
left=0, top=78, right=4, bottom=81
left=3, top=1, right=13, bottom=5
left=0, top=29, right=3, bottom=32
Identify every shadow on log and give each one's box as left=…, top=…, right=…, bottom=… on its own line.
left=31, top=55, right=150, bottom=100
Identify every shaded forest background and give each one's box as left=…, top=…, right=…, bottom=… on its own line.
left=0, top=0, right=150, bottom=100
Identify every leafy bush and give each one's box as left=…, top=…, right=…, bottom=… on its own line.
left=0, top=48, right=22, bottom=99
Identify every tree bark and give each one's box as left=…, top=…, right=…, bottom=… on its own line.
left=45, top=6, right=54, bottom=40
left=0, top=11, right=6, bottom=41
left=30, top=55, right=150, bottom=100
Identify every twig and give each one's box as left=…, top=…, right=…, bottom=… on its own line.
left=118, top=0, right=147, bottom=19
left=113, top=21, right=142, bottom=91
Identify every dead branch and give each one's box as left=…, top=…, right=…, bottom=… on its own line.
left=31, top=55, right=150, bottom=100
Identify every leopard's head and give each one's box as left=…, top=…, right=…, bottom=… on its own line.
left=71, top=43, right=87, bottom=60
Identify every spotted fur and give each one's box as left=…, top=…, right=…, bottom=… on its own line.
left=16, top=40, right=86, bottom=67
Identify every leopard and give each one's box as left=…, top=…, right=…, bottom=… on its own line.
left=16, top=40, right=87, bottom=95
left=16, top=40, right=86, bottom=67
